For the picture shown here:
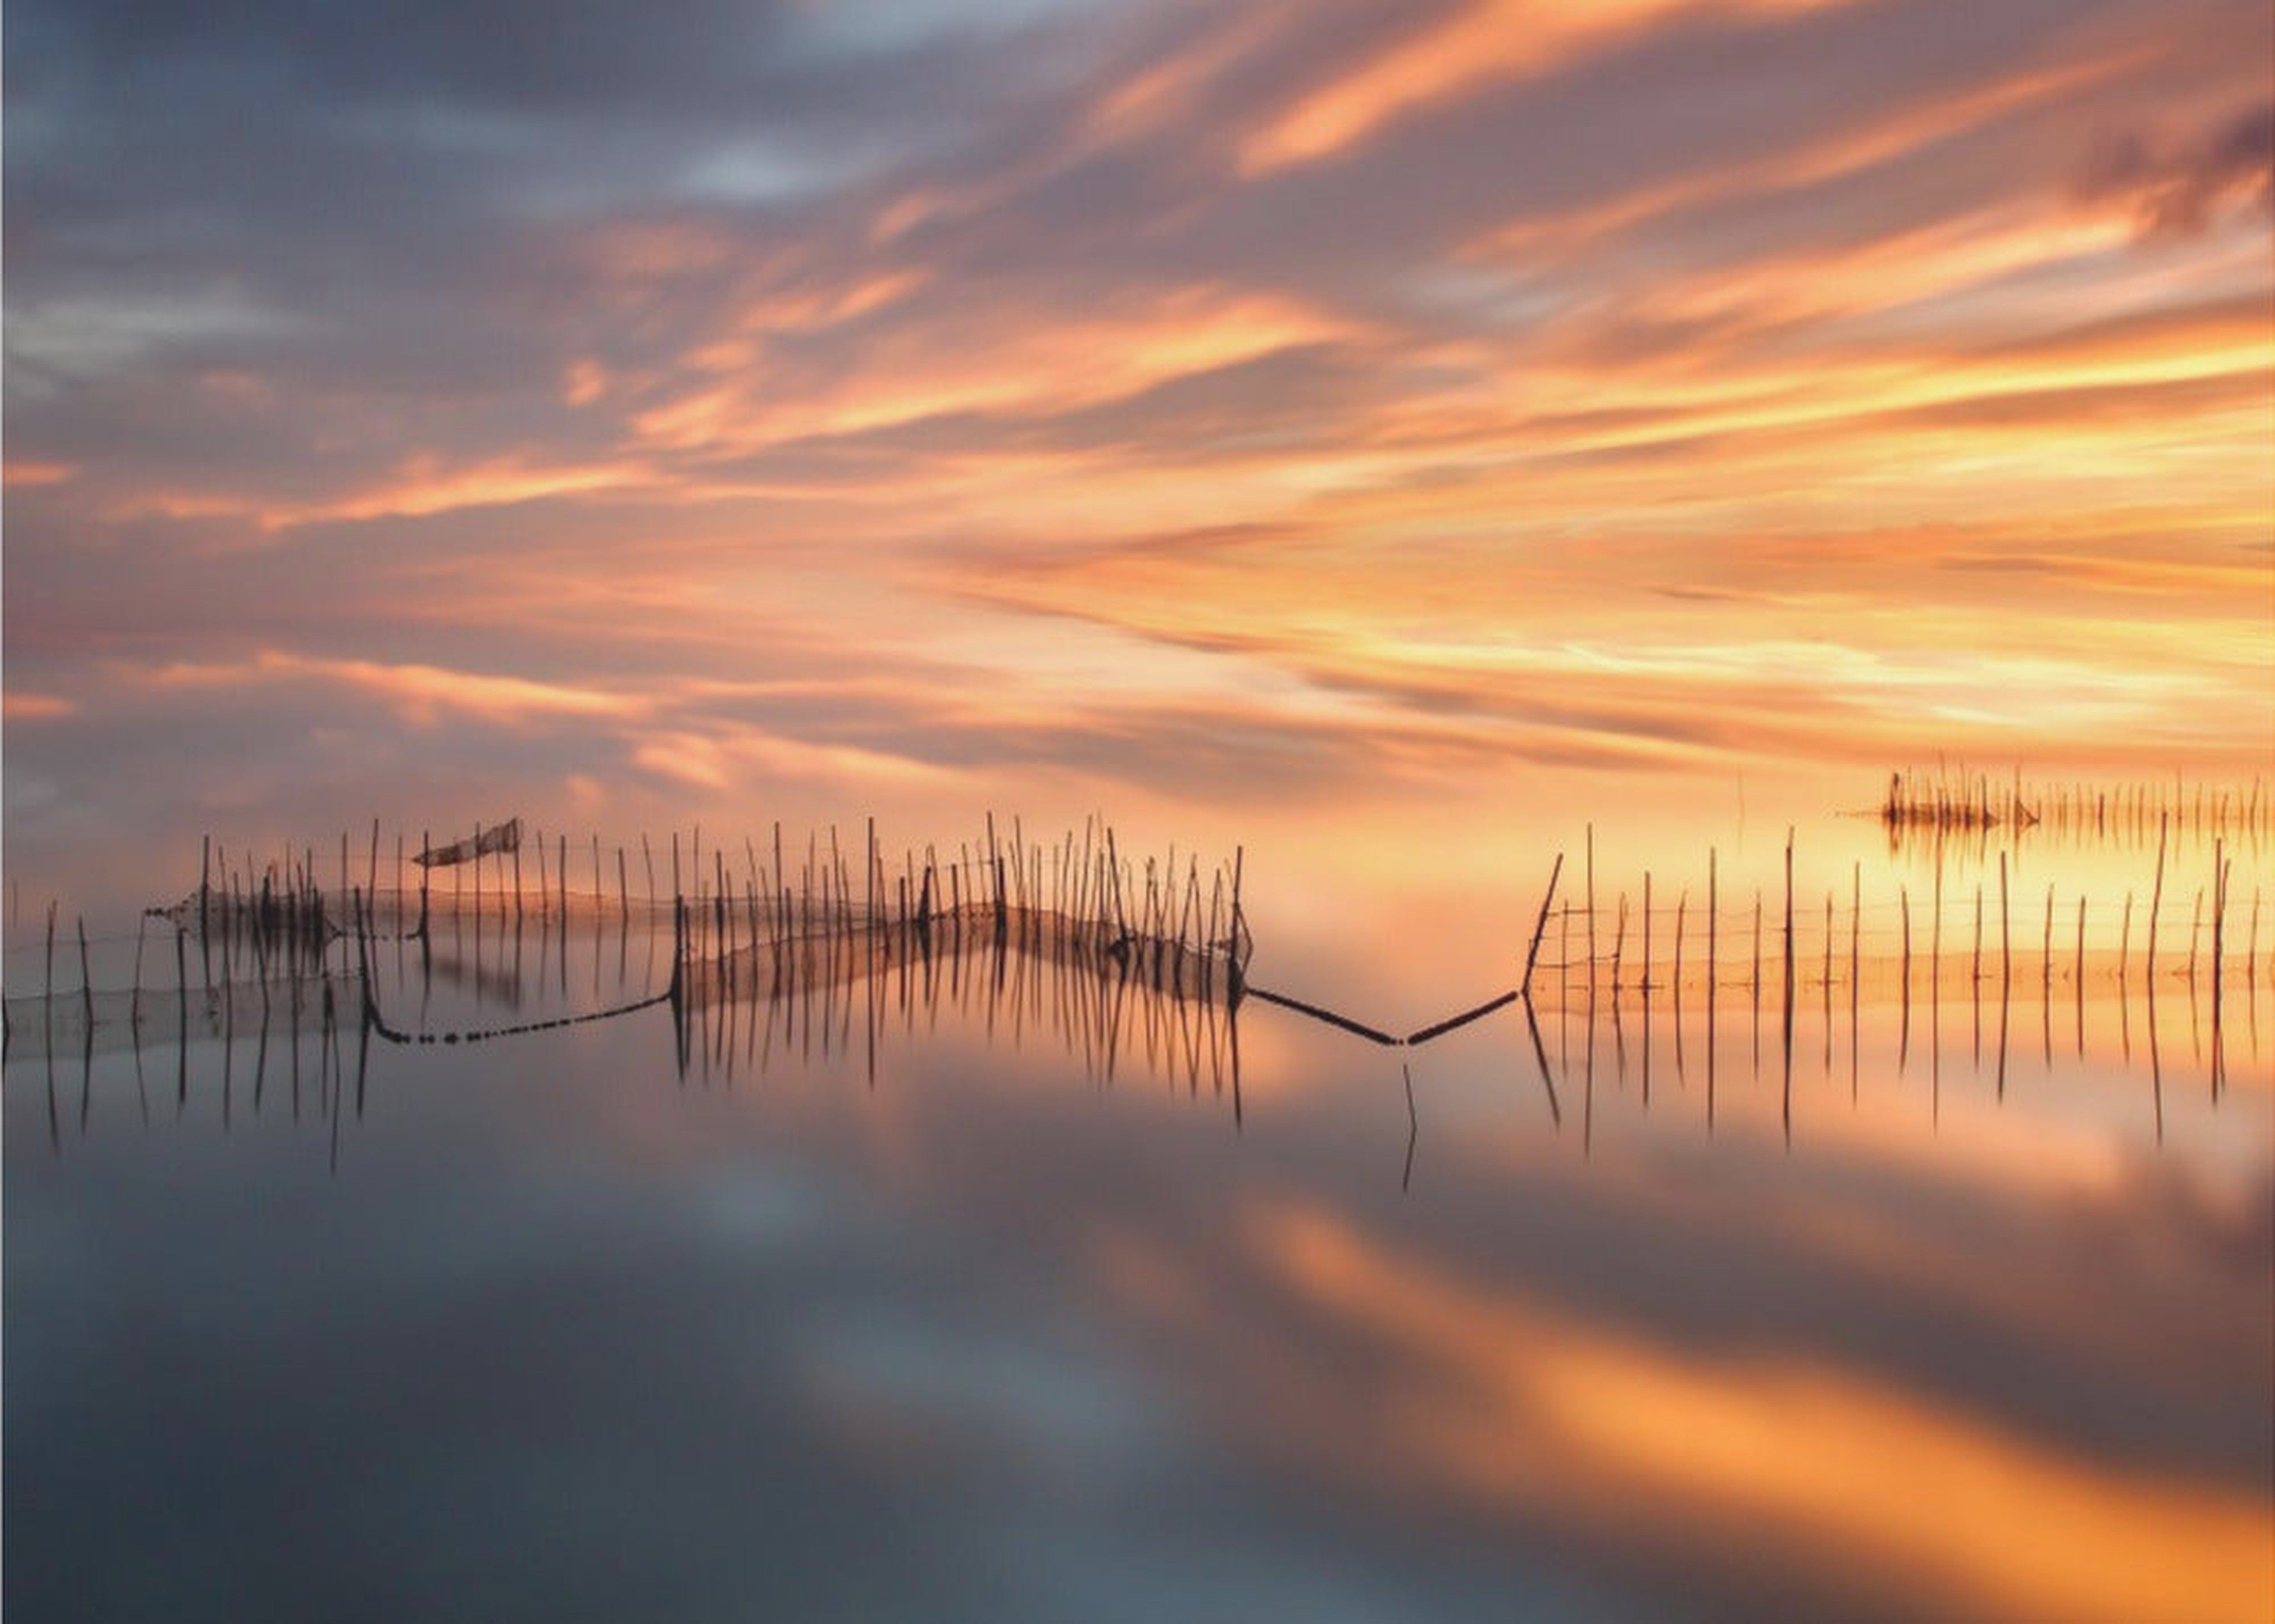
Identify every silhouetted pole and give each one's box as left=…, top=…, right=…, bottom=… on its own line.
left=76, top=918, right=94, bottom=1032
left=1585, top=824, right=1597, bottom=997
left=1518, top=853, right=1564, bottom=995
left=2146, top=813, right=2167, bottom=986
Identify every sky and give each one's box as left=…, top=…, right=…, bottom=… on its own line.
left=4, top=0, right=2272, bottom=878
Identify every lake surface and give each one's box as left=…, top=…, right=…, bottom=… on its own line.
left=6, top=789, right=2270, bottom=1623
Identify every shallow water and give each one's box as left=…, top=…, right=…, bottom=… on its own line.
left=6, top=792, right=2271, bottom=1623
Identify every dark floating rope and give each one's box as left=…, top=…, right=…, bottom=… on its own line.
left=366, top=985, right=675, bottom=1047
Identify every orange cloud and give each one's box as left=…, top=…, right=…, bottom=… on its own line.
left=1242, top=0, right=1860, bottom=174
left=2, top=460, right=79, bottom=488
left=2, top=691, right=79, bottom=722
left=130, top=651, right=644, bottom=728
left=632, top=284, right=1357, bottom=454
left=263, top=456, right=656, bottom=529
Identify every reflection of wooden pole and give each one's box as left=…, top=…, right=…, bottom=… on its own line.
left=2042, top=884, right=2054, bottom=999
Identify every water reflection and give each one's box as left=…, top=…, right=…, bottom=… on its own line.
left=5, top=825, right=2269, bottom=1624
left=5, top=847, right=2266, bottom=1162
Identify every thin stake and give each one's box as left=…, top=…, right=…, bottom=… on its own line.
left=1585, top=824, right=1597, bottom=994
left=1518, top=853, right=1564, bottom=995
left=2146, top=814, right=2167, bottom=984
left=78, top=915, right=95, bottom=1033
left=1998, top=850, right=2010, bottom=986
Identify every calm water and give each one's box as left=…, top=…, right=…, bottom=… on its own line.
left=7, top=795, right=2271, bottom=1623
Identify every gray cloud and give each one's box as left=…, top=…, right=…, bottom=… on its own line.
left=2079, top=99, right=2275, bottom=234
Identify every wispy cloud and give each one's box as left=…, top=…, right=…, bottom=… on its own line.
left=5, top=0, right=2270, bottom=833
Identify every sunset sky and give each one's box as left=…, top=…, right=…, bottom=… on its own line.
left=5, top=0, right=2271, bottom=867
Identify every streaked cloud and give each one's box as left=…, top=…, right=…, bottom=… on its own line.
left=4, top=0, right=2269, bottom=853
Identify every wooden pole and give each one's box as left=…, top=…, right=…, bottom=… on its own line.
left=1998, top=850, right=2010, bottom=985
left=1518, top=853, right=1563, bottom=995
left=1674, top=890, right=1687, bottom=995
left=1585, top=824, right=1597, bottom=994
left=1781, top=830, right=1795, bottom=1100
left=132, top=914, right=148, bottom=1032
left=1231, top=844, right=1246, bottom=980
left=2146, top=814, right=2167, bottom=985
left=2212, top=840, right=2225, bottom=991
left=1642, top=870, right=1653, bottom=993
left=77, top=915, right=94, bottom=1033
